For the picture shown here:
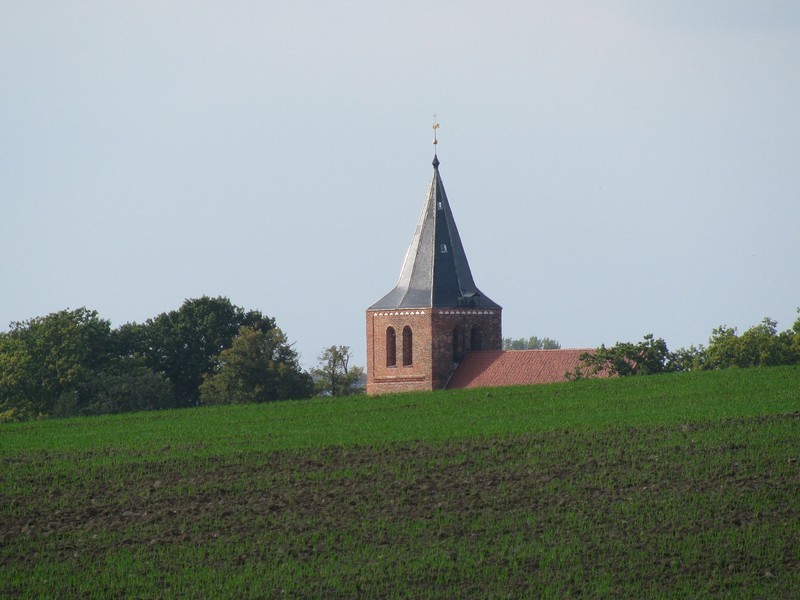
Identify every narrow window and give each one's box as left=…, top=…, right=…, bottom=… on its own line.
left=470, top=326, right=482, bottom=351
left=440, top=244, right=448, bottom=253
left=437, top=201, right=443, bottom=210
left=386, top=327, right=396, bottom=367
left=402, top=326, right=413, bottom=366
left=452, top=327, right=462, bottom=362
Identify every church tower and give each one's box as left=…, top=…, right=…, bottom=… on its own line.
left=366, top=142, right=502, bottom=395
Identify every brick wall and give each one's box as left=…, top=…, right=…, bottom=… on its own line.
left=431, top=309, right=502, bottom=388
left=366, top=310, right=434, bottom=395
left=366, top=308, right=502, bottom=395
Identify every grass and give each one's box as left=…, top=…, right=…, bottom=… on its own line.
left=2, top=366, right=798, bottom=459
left=1, top=366, right=799, bottom=597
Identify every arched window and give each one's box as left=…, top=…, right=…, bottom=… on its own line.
left=386, top=327, right=396, bottom=367
left=470, top=326, right=482, bottom=351
left=402, top=326, right=413, bottom=366
left=452, top=327, right=463, bottom=362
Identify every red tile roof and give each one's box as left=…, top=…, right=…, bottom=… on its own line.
left=447, top=349, right=597, bottom=389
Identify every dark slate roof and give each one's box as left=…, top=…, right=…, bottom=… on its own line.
left=447, top=350, right=602, bottom=389
left=369, top=155, right=501, bottom=310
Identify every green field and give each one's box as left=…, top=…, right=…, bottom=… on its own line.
left=2, top=366, right=799, bottom=597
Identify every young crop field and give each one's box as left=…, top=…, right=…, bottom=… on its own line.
left=2, top=366, right=799, bottom=597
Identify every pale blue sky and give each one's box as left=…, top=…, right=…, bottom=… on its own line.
left=2, top=1, right=799, bottom=368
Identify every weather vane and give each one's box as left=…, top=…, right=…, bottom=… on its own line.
left=432, top=114, right=440, bottom=147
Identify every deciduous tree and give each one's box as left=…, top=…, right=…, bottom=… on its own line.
left=311, top=346, right=364, bottom=397
left=0, top=308, right=114, bottom=417
left=568, top=334, right=670, bottom=379
left=125, top=296, right=275, bottom=407
left=503, top=336, right=561, bottom=350
left=704, top=317, right=799, bottom=369
left=82, top=358, right=175, bottom=415
left=199, top=326, right=313, bottom=405
left=0, top=334, right=34, bottom=422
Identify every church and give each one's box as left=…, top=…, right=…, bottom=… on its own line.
left=366, top=138, right=591, bottom=395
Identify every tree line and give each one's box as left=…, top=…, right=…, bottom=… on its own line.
left=3, top=297, right=798, bottom=422
left=0, top=297, right=363, bottom=423
left=567, top=312, right=800, bottom=380
left=503, top=336, right=561, bottom=350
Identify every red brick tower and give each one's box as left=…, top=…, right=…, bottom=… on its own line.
left=366, top=149, right=502, bottom=395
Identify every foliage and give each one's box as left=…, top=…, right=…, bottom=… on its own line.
left=310, top=345, right=364, bottom=397
left=568, top=310, right=800, bottom=380
left=794, top=308, right=800, bottom=357
left=0, top=308, right=180, bottom=420
left=665, top=344, right=707, bottom=372
left=0, top=335, right=34, bottom=422
left=703, top=316, right=800, bottom=370
left=199, top=326, right=313, bottom=405
left=567, top=334, right=671, bottom=379
left=503, top=336, right=561, bottom=350
left=122, top=296, right=276, bottom=408
left=0, top=297, right=304, bottom=420
left=81, top=359, right=175, bottom=415
left=0, top=308, right=115, bottom=417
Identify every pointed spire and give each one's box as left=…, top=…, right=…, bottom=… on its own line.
left=369, top=145, right=500, bottom=311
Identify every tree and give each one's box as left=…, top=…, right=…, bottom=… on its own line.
left=124, top=296, right=275, bottom=407
left=199, top=326, right=313, bottom=405
left=568, top=311, right=800, bottom=382
left=704, top=325, right=741, bottom=369
left=665, top=345, right=707, bottom=372
left=311, top=346, right=364, bottom=397
left=0, top=307, right=180, bottom=420
left=0, top=334, right=34, bottom=422
left=503, top=336, right=561, bottom=350
left=568, top=334, right=671, bottom=380
left=704, top=317, right=799, bottom=370
left=82, top=358, right=175, bottom=416
left=0, top=298, right=308, bottom=420
left=1, top=308, right=115, bottom=417
left=736, top=318, right=785, bottom=367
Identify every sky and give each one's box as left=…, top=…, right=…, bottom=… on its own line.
left=2, top=1, right=799, bottom=369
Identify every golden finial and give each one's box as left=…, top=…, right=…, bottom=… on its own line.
left=432, top=114, right=440, bottom=146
